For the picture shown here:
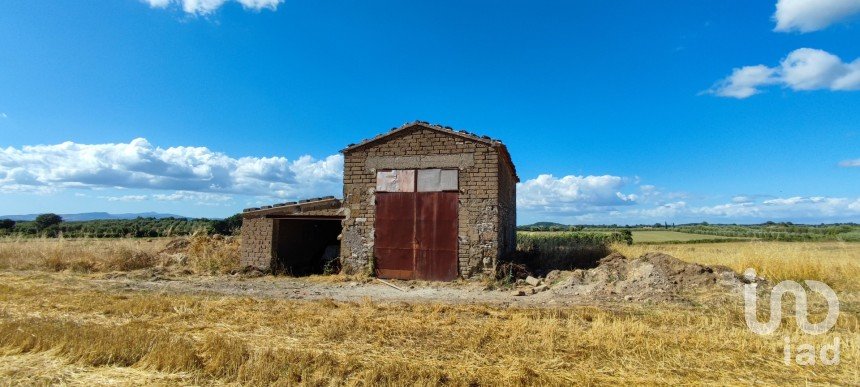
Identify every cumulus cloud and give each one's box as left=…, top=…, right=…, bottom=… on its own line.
left=691, top=196, right=858, bottom=219
left=142, top=0, right=283, bottom=14
left=709, top=48, right=860, bottom=98
left=517, top=174, right=637, bottom=214
left=524, top=194, right=860, bottom=224
left=709, top=65, right=778, bottom=99
left=514, top=172, right=860, bottom=224
left=669, top=196, right=855, bottom=222
left=0, top=138, right=342, bottom=200
left=839, top=158, right=860, bottom=167
left=774, top=0, right=860, bottom=33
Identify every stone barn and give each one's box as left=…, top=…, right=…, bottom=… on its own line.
left=240, top=121, right=518, bottom=280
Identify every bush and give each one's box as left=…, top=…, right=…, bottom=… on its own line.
left=34, top=214, right=63, bottom=230
left=512, top=231, right=624, bottom=274
left=0, top=219, right=14, bottom=230
left=212, top=214, right=243, bottom=236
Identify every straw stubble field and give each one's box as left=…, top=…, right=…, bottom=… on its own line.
left=0, top=237, right=857, bottom=385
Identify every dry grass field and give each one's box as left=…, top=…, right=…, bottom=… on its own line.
left=0, top=237, right=858, bottom=385
left=613, top=241, right=860, bottom=292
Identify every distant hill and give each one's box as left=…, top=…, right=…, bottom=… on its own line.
left=0, top=212, right=187, bottom=222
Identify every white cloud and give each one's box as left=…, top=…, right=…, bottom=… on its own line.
left=651, top=196, right=858, bottom=222
left=693, top=196, right=856, bottom=219
left=635, top=201, right=688, bottom=219
left=152, top=191, right=232, bottom=203
left=517, top=174, right=637, bottom=214
left=515, top=172, right=860, bottom=224
left=142, top=0, right=282, bottom=14
left=144, top=0, right=172, bottom=7
left=710, top=65, right=778, bottom=98
left=0, top=138, right=342, bottom=200
left=102, top=194, right=148, bottom=202
left=636, top=184, right=688, bottom=204
left=552, top=195, right=860, bottom=224
left=839, top=158, right=860, bottom=167
left=0, top=113, right=7, bottom=119
left=732, top=196, right=754, bottom=204
left=709, top=48, right=860, bottom=98
left=98, top=190, right=234, bottom=205
left=774, top=0, right=860, bottom=33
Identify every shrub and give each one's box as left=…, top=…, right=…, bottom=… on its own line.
left=34, top=214, right=63, bottom=230
left=513, top=231, right=624, bottom=274
left=0, top=219, right=14, bottom=230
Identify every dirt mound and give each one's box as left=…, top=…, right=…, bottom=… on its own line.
left=160, top=238, right=190, bottom=255
left=553, top=252, right=747, bottom=302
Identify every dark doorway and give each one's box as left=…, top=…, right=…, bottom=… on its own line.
left=375, top=192, right=458, bottom=281
left=273, top=218, right=342, bottom=276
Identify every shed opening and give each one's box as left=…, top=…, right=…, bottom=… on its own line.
left=273, top=218, right=342, bottom=276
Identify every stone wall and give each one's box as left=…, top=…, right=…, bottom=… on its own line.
left=239, top=200, right=345, bottom=271
left=497, top=156, right=517, bottom=260
left=341, top=126, right=510, bottom=277
left=239, top=217, right=275, bottom=270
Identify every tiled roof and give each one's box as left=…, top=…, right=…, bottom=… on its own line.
left=241, top=196, right=341, bottom=217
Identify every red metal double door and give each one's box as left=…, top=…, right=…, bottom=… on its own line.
left=374, top=192, right=458, bottom=281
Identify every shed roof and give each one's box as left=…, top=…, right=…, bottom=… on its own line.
left=241, top=196, right=342, bottom=218
left=341, top=121, right=518, bottom=182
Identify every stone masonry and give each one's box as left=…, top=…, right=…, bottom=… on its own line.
left=340, top=122, right=518, bottom=277
left=240, top=217, right=275, bottom=269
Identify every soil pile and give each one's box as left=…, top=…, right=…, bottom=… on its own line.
left=160, top=238, right=191, bottom=255
left=552, top=252, right=748, bottom=302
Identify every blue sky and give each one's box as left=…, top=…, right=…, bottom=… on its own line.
left=1, top=0, right=859, bottom=224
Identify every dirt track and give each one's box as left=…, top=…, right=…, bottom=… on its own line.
left=91, top=274, right=562, bottom=305
left=1, top=252, right=747, bottom=307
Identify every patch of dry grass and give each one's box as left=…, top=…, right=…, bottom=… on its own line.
left=613, top=241, right=860, bottom=291
left=0, top=235, right=239, bottom=275
left=186, top=235, right=241, bottom=274
left=0, top=237, right=167, bottom=273
left=0, top=273, right=857, bottom=385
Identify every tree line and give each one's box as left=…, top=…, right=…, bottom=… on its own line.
left=0, top=213, right=243, bottom=238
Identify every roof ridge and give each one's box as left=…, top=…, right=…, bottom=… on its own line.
left=342, top=120, right=503, bottom=152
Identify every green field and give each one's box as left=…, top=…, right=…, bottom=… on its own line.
left=517, top=230, right=744, bottom=245
left=631, top=230, right=744, bottom=243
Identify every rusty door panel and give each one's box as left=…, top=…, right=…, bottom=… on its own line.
left=375, top=191, right=459, bottom=281
left=415, top=192, right=459, bottom=281
left=374, top=192, right=415, bottom=280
